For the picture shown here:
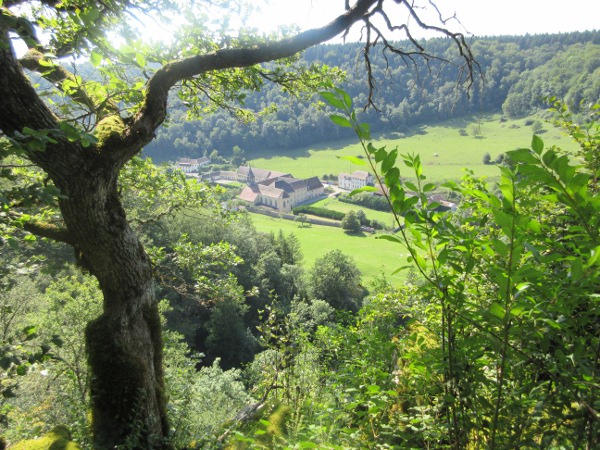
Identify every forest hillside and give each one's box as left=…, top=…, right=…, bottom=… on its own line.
left=144, top=30, right=600, bottom=161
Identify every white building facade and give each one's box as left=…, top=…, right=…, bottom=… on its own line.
left=176, top=157, right=211, bottom=173
left=338, top=170, right=374, bottom=190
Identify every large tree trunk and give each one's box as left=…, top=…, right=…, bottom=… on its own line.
left=0, top=34, right=169, bottom=447
left=58, top=172, right=169, bottom=448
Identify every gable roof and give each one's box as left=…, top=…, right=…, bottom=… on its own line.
left=177, top=157, right=210, bottom=165
left=260, top=176, right=324, bottom=194
left=238, top=166, right=290, bottom=180
left=340, top=170, right=371, bottom=180
left=239, top=185, right=260, bottom=202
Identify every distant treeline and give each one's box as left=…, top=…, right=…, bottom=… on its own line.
left=144, top=31, right=600, bottom=162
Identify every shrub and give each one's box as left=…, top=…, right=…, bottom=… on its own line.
left=338, top=192, right=391, bottom=212
left=341, top=210, right=361, bottom=233
left=292, top=205, right=344, bottom=221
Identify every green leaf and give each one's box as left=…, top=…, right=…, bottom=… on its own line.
left=90, top=51, right=102, bottom=67
left=405, top=182, right=418, bottom=192
left=392, top=265, right=412, bottom=274
left=298, top=442, right=319, bottom=448
left=531, top=135, right=544, bottom=154
left=366, top=384, right=381, bottom=393
left=385, top=167, right=400, bottom=188
left=375, top=147, right=388, bottom=163
left=499, top=182, right=514, bottom=206
left=376, top=234, right=404, bottom=244
left=510, top=304, right=526, bottom=317
left=414, top=254, right=427, bottom=270
left=492, top=209, right=513, bottom=237
left=422, top=183, right=436, bottom=193
left=330, top=114, right=353, bottom=128
left=367, top=142, right=378, bottom=155
left=587, top=245, right=600, bottom=268
left=336, top=88, right=353, bottom=109
left=22, top=325, right=37, bottom=337
left=542, top=149, right=557, bottom=167
left=319, top=91, right=345, bottom=110
left=508, top=148, right=538, bottom=164
left=489, top=302, right=505, bottom=319
left=349, top=186, right=378, bottom=196
left=381, top=149, right=398, bottom=173
left=357, top=123, right=370, bottom=140
left=339, top=155, right=366, bottom=166
left=135, top=53, right=146, bottom=68
left=570, top=257, right=584, bottom=282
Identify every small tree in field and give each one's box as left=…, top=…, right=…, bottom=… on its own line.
left=531, top=119, right=544, bottom=133
left=341, top=210, right=362, bottom=233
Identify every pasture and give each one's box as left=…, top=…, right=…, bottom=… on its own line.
left=248, top=212, right=410, bottom=285
left=246, top=113, right=578, bottom=286
left=248, top=114, right=578, bottom=183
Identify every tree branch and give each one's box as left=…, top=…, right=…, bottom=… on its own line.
left=19, top=48, right=119, bottom=119
left=119, top=0, right=380, bottom=160
left=118, top=0, right=478, bottom=162
left=22, top=219, right=76, bottom=246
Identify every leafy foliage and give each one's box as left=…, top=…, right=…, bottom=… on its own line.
left=309, top=249, right=363, bottom=312
left=340, top=210, right=361, bottom=233
left=338, top=191, right=391, bottom=212
left=313, top=88, right=600, bottom=449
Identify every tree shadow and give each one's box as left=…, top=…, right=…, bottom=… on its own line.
left=343, top=230, right=367, bottom=237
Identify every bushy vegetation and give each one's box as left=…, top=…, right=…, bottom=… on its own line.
left=0, top=155, right=367, bottom=445
left=338, top=191, right=391, bottom=212
left=291, top=204, right=345, bottom=221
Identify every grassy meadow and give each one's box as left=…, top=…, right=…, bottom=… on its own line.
left=248, top=212, right=409, bottom=285
left=248, top=113, right=578, bottom=183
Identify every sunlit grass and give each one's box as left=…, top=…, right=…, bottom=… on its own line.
left=248, top=212, right=409, bottom=285
left=248, top=113, right=577, bottom=183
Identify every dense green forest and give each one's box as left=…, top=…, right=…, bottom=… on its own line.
left=144, top=31, right=600, bottom=161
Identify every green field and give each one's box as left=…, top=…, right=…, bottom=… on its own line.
left=248, top=212, right=409, bottom=285
left=248, top=114, right=578, bottom=183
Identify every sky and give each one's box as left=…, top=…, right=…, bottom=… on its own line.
left=246, top=0, right=599, bottom=40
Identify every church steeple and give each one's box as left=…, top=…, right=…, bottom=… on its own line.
left=247, top=165, right=255, bottom=184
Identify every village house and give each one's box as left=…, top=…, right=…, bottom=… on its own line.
left=338, top=170, right=374, bottom=190
left=175, top=157, right=211, bottom=173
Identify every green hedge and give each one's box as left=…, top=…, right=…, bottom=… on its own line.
left=292, top=205, right=345, bottom=221
left=338, top=192, right=391, bottom=212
